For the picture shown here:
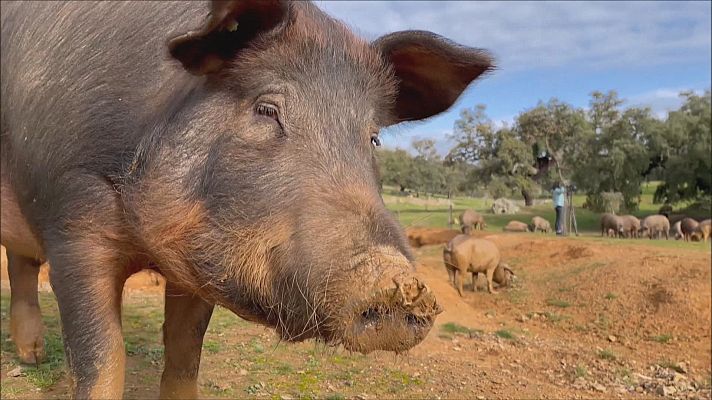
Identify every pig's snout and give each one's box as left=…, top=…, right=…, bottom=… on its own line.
left=341, top=274, right=442, bottom=354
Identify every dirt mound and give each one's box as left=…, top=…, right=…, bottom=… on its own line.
left=560, top=245, right=595, bottom=260
left=1, top=233, right=710, bottom=399
left=410, top=229, right=710, bottom=397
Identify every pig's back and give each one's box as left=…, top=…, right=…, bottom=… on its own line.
left=1, top=2, right=204, bottom=214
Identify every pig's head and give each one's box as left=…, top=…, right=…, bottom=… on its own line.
left=493, top=263, right=515, bottom=287
left=126, top=0, right=493, bottom=354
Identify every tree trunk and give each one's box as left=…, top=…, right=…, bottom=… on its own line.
left=522, top=189, right=534, bottom=206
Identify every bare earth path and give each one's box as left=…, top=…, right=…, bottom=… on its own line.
left=1, top=233, right=710, bottom=399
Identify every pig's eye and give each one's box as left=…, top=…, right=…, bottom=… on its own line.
left=255, top=103, right=280, bottom=122
left=370, top=135, right=381, bottom=148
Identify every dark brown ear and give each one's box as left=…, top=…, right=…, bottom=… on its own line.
left=373, top=30, right=494, bottom=124
left=168, top=0, right=289, bottom=75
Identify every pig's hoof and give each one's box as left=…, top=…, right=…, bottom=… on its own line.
left=16, top=338, right=45, bottom=365
left=11, top=309, right=47, bottom=365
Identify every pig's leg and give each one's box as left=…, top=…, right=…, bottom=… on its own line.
left=471, top=272, right=478, bottom=292
left=8, top=252, right=45, bottom=364
left=454, top=270, right=464, bottom=297
left=49, top=247, right=128, bottom=398
left=160, top=282, right=214, bottom=399
left=486, top=268, right=497, bottom=294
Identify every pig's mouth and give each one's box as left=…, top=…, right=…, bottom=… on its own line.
left=335, top=274, right=442, bottom=354
left=267, top=273, right=441, bottom=354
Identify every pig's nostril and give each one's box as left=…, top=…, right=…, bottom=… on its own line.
left=405, top=313, right=429, bottom=328
left=361, top=307, right=384, bottom=328
left=361, top=307, right=379, bottom=321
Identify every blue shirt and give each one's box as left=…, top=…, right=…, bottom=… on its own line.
left=553, top=187, right=565, bottom=208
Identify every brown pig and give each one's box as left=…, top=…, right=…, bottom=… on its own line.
left=1, top=1, right=494, bottom=397
left=619, top=215, right=641, bottom=238
left=600, top=213, right=624, bottom=238
left=459, top=209, right=486, bottom=234
left=690, top=219, right=711, bottom=242
left=639, top=215, right=671, bottom=239
left=503, top=221, right=530, bottom=232
left=530, top=216, right=552, bottom=233
left=670, top=220, right=683, bottom=240
left=680, top=217, right=699, bottom=242
left=443, top=235, right=508, bottom=295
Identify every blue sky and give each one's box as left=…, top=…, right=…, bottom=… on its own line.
left=316, top=1, right=712, bottom=155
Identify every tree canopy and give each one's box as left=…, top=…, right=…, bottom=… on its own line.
left=376, top=89, right=711, bottom=212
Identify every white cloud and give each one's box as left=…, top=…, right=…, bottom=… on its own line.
left=627, top=87, right=707, bottom=118
left=315, top=1, right=711, bottom=72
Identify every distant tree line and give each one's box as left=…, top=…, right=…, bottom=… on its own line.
left=377, top=90, right=711, bottom=211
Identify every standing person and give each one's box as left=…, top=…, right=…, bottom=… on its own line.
left=552, top=182, right=566, bottom=235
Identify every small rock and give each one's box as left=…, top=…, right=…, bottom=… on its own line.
left=239, top=369, right=248, bottom=376
left=517, top=314, right=529, bottom=322
left=608, top=335, right=617, bottom=343
left=355, top=395, right=368, bottom=400
left=677, top=362, right=689, bottom=373
left=593, top=383, right=607, bottom=392
left=413, top=372, right=421, bottom=378
left=7, top=367, right=24, bottom=378
left=635, top=386, right=644, bottom=393
left=634, top=373, right=653, bottom=381
left=573, top=377, right=588, bottom=390
left=476, top=396, right=485, bottom=400
left=673, top=372, right=687, bottom=383
left=657, top=385, right=676, bottom=396
left=280, top=395, right=294, bottom=400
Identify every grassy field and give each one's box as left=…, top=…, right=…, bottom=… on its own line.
left=384, top=181, right=703, bottom=234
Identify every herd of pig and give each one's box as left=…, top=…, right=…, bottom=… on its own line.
left=460, top=209, right=553, bottom=234
left=461, top=208, right=710, bottom=242
left=600, top=213, right=710, bottom=242
left=443, top=209, right=710, bottom=298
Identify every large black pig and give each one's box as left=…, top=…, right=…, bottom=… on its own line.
left=1, top=1, right=493, bottom=398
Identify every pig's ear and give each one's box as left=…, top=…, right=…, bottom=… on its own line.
left=168, top=0, right=289, bottom=75
left=373, top=31, right=494, bottom=124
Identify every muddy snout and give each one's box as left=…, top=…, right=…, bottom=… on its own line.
left=341, top=274, right=442, bottom=354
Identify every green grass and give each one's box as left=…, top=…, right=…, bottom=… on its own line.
left=203, top=339, right=221, bottom=354
left=574, top=364, right=588, bottom=378
left=382, top=182, right=709, bottom=252
left=23, top=333, right=65, bottom=390
left=604, top=292, right=618, bottom=300
left=546, top=298, right=571, bottom=308
left=598, top=348, right=618, bottom=361
left=0, top=292, right=67, bottom=390
left=658, top=359, right=685, bottom=373
left=494, top=329, right=516, bottom=340
left=440, top=322, right=473, bottom=335
left=651, top=333, right=673, bottom=344
left=595, top=314, right=612, bottom=332
left=542, top=312, right=567, bottom=323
